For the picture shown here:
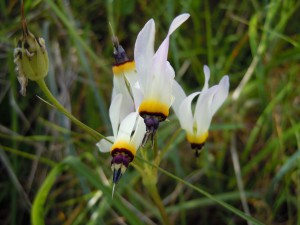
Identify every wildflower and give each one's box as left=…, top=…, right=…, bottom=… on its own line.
left=111, top=36, right=138, bottom=121
left=97, top=94, right=146, bottom=192
left=172, top=65, right=230, bottom=157
left=133, top=13, right=190, bottom=145
left=13, top=5, right=49, bottom=96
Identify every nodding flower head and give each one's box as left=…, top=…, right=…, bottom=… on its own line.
left=133, top=13, right=190, bottom=145
left=172, top=65, right=230, bottom=157
left=97, top=94, right=146, bottom=192
left=111, top=36, right=137, bottom=122
left=13, top=5, right=49, bottom=96
left=112, top=36, right=130, bottom=65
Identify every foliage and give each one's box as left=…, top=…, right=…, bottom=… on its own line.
left=0, top=0, right=299, bottom=224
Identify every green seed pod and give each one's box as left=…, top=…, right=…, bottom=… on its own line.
left=14, top=17, right=49, bottom=96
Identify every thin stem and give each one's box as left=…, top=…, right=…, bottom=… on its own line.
left=136, top=155, right=265, bottom=225
left=147, top=183, right=171, bottom=225
left=36, top=79, right=109, bottom=142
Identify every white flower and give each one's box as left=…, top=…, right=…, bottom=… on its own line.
left=111, top=38, right=138, bottom=121
left=132, top=13, right=190, bottom=144
left=172, top=65, right=230, bottom=156
left=97, top=94, right=146, bottom=183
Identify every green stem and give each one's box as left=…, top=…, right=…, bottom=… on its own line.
left=136, top=155, right=265, bottom=225
left=147, top=183, right=171, bottom=225
left=36, top=79, right=108, bottom=142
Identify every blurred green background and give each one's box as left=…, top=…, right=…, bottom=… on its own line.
left=0, top=0, right=300, bottom=224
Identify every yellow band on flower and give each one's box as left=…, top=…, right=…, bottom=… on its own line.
left=112, top=61, right=135, bottom=76
left=110, top=140, right=136, bottom=156
left=186, top=131, right=209, bottom=145
left=139, top=99, right=169, bottom=119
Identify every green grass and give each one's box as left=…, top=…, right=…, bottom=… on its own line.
left=1, top=0, right=300, bottom=224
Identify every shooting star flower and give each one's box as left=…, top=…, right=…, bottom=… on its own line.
left=96, top=94, right=146, bottom=195
left=133, top=13, right=190, bottom=145
left=172, top=65, right=229, bottom=157
left=111, top=36, right=137, bottom=121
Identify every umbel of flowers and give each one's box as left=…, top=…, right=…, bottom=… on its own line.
left=97, top=13, right=230, bottom=189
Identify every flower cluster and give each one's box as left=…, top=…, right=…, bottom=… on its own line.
left=97, top=13, right=230, bottom=189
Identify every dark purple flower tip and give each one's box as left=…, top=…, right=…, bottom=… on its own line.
left=111, top=154, right=123, bottom=164
left=111, top=153, right=131, bottom=167
left=190, top=143, right=205, bottom=157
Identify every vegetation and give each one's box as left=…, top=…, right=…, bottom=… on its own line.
left=0, top=0, right=299, bottom=224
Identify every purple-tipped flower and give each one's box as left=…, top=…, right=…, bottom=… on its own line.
left=132, top=13, right=190, bottom=144
left=172, top=65, right=230, bottom=156
left=97, top=94, right=146, bottom=187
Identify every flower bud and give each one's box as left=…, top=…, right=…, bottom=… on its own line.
left=14, top=16, right=49, bottom=96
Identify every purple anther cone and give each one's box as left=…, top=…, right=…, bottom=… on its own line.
left=144, top=117, right=160, bottom=132
left=111, top=154, right=131, bottom=167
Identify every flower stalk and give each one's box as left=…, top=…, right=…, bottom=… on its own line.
left=148, top=183, right=171, bottom=225
left=142, top=163, right=171, bottom=225
left=139, top=143, right=170, bottom=225
left=36, top=79, right=106, bottom=141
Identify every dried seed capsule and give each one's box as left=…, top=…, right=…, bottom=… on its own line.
left=13, top=5, right=49, bottom=96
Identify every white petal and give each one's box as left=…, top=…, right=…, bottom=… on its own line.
left=194, top=87, right=218, bottom=136
left=211, top=75, right=230, bottom=115
left=167, top=13, right=190, bottom=35
left=178, top=92, right=200, bottom=134
left=203, top=65, right=211, bottom=91
left=124, top=66, right=138, bottom=88
left=146, top=61, right=175, bottom=106
left=116, top=112, right=138, bottom=142
left=130, top=115, right=146, bottom=149
left=172, top=80, right=186, bottom=117
left=134, top=19, right=155, bottom=89
left=152, top=14, right=189, bottom=79
left=113, top=76, right=136, bottom=121
left=131, top=82, right=144, bottom=110
left=109, top=94, right=123, bottom=137
left=96, top=136, right=115, bottom=153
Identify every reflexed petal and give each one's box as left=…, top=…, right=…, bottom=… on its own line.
left=152, top=14, right=189, bottom=78
left=131, top=83, right=144, bottom=110
left=109, top=94, right=123, bottom=137
left=124, top=66, right=138, bottom=88
left=142, top=61, right=175, bottom=107
left=96, top=136, right=115, bottom=153
left=116, top=112, right=138, bottom=142
left=172, top=80, right=186, bottom=117
left=211, top=75, right=230, bottom=115
left=130, top=115, right=146, bottom=149
left=203, top=65, right=211, bottom=91
left=168, top=13, right=190, bottom=35
left=113, top=76, right=136, bottom=121
left=194, top=87, right=218, bottom=136
left=134, top=19, right=155, bottom=89
left=178, top=92, right=200, bottom=133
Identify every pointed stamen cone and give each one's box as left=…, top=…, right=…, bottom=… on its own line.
left=194, top=149, right=200, bottom=157
left=142, top=116, right=160, bottom=147
left=112, top=167, right=123, bottom=183
left=190, top=143, right=205, bottom=157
